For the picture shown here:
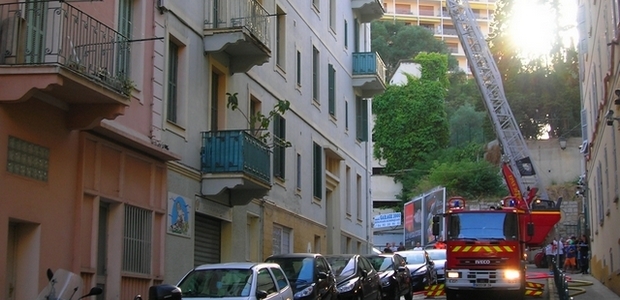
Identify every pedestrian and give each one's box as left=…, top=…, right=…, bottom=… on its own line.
left=545, top=240, right=555, bottom=274
left=413, top=242, right=423, bottom=250
left=434, top=236, right=446, bottom=249
left=557, top=238, right=565, bottom=268
left=383, top=242, right=393, bottom=253
left=578, top=234, right=589, bottom=274
left=563, top=239, right=577, bottom=273
left=397, top=242, right=406, bottom=251
left=390, top=242, right=398, bottom=252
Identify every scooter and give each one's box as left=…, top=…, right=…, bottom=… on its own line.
left=35, top=268, right=102, bottom=300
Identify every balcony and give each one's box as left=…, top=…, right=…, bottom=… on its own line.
left=201, top=130, right=271, bottom=206
left=203, top=0, right=271, bottom=74
left=0, top=1, right=131, bottom=129
left=352, top=52, right=386, bottom=98
left=351, top=0, right=385, bottom=23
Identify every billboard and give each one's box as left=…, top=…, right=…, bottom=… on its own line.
left=404, top=186, right=446, bottom=248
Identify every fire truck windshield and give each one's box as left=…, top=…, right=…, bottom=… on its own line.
left=446, top=212, right=518, bottom=241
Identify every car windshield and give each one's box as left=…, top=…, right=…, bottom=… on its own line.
left=178, top=268, right=253, bottom=297
left=366, top=256, right=392, bottom=272
left=399, top=252, right=425, bottom=264
left=427, top=251, right=446, bottom=261
left=266, top=257, right=315, bottom=283
left=326, top=256, right=356, bottom=277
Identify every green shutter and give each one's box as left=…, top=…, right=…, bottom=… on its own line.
left=356, top=97, right=368, bottom=142
left=328, top=64, right=335, bottom=116
left=313, top=143, right=322, bottom=199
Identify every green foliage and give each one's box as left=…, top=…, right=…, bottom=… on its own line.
left=226, top=92, right=291, bottom=147
left=371, top=21, right=458, bottom=78
left=427, top=159, right=507, bottom=198
left=372, top=53, right=450, bottom=174
left=449, top=104, right=486, bottom=147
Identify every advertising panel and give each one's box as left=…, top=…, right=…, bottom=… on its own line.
left=404, top=197, right=422, bottom=248
left=423, top=187, right=446, bottom=243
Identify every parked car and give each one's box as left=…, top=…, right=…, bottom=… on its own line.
left=266, top=253, right=338, bottom=300
left=176, top=262, right=293, bottom=300
left=395, top=250, right=438, bottom=292
left=364, top=253, right=413, bottom=300
left=424, top=249, right=446, bottom=283
left=324, top=254, right=381, bottom=300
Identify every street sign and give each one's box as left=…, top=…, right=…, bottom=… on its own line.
left=373, top=212, right=401, bottom=228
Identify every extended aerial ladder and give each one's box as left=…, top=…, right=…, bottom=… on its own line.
left=445, top=0, right=549, bottom=201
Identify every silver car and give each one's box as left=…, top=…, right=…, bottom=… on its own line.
left=177, top=262, right=294, bottom=300
left=424, top=249, right=446, bottom=283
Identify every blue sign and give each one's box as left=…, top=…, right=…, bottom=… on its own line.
left=373, top=212, right=402, bottom=228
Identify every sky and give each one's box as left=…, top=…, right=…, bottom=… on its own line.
left=507, top=0, right=578, bottom=60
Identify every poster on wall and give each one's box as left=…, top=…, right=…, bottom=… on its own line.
left=404, top=197, right=423, bottom=248
left=423, top=187, right=446, bottom=243
left=167, top=192, right=191, bottom=237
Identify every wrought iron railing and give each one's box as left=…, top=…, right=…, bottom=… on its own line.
left=204, top=0, right=270, bottom=48
left=201, top=130, right=270, bottom=185
left=352, top=52, right=386, bottom=84
left=0, top=1, right=131, bottom=95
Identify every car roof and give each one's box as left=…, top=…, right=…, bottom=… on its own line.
left=323, top=254, right=360, bottom=258
left=193, top=262, right=281, bottom=271
left=267, top=253, right=323, bottom=259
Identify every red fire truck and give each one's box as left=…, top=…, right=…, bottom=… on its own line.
left=432, top=196, right=560, bottom=300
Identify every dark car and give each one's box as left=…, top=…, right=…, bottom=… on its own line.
left=425, top=249, right=446, bottom=283
left=324, top=254, right=381, bottom=300
left=266, top=253, right=338, bottom=300
left=395, top=250, right=437, bottom=292
left=364, top=253, right=413, bottom=300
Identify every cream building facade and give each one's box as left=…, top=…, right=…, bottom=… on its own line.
left=155, top=0, right=387, bottom=284
left=577, top=0, right=620, bottom=295
left=381, top=0, right=496, bottom=74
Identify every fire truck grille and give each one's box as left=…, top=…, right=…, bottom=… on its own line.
left=466, top=271, right=498, bottom=284
left=457, top=257, right=508, bottom=267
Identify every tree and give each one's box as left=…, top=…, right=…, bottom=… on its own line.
left=371, top=21, right=458, bottom=78
left=449, top=104, right=486, bottom=147
left=372, top=53, right=450, bottom=175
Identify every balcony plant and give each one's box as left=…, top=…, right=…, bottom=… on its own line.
left=226, top=92, right=291, bottom=148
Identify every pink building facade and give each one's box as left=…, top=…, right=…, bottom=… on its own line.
left=0, top=1, right=176, bottom=299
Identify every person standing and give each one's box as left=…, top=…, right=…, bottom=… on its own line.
left=578, top=235, right=589, bottom=274
left=434, top=236, right=447, bottom=249
left=545, top=240, right=555, bottom=274
left=397, top=242, right=406, bottom=251
left=383, top=242, right=393, bottom=253
left=563, top=239, right=577, bottom=273
left=413, top=242, right=423, bottom=250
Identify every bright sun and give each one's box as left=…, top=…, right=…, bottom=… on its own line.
left=508, top=0, right=578, bottom=60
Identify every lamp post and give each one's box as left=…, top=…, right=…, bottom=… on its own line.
left=559, top=137, right=567, bottom=150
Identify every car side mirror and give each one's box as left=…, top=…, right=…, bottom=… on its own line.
left=397, top=266, right=407, bottom=272
left=256, top=290, right=268, bottom=299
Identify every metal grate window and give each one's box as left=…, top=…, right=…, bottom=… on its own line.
left=123, top=205, right=152, bottom=274
left=6, top=136, right=49, bottom=181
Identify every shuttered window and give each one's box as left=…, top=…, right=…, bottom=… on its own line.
left=356, top=97, right=368, bottom=141
left=273, top=115, right=286, bottom=179
left=328, top=64, right=336, bottom=116
left=313, top=142, right=322, bottom=199
left=194, top=213, right=221, bottom=266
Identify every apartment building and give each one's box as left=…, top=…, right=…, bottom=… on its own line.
left=0, top=0, right=177, bottom=299
left=381, top=0, right=496, bottom=73
left=577, top=0, right=620, bottom=295
left=156, top=0, right=386, bottom=284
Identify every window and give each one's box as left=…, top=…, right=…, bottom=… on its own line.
left=271, top=267, right=289, bottom=291
left=355, top=97, right=368, bottom=141
left=296, top=153, right=302, bottom=190
left=329, top=0, right=336, bottom=31
left=596, top=163, right=604, bottom=226
left=296, top=50, right=301, bottom=86
left=313, top=46, right=320, bottom=102
left=419, top=5, right=434, bottom=16
left=273, top=115, right=286, bottom=179
left=356, top=174, right=362, bottom=220
left=344, top=20, right=348, bottom=49
left=328, top=64, right=336, bottom=116
left=167, top=42, right=179, bottom=123
left=272, top=224, right=291, bottom=255
left=257, top=268, right=277, bottom=295
left=276, top=6, right=286, bottom=69
left=123, top=205, right=152, bottom=274
left=353, top=19, right=360, bottom=52
left=117, top=0, right=133, bottom=77
left=313, top=142, right=322, bottom=199
left=312, top=0, right=319, bottom=11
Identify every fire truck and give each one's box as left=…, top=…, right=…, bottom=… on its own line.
left=432, top=196, right=559, bottom=300
left=430, top=1, right=564, bottom=299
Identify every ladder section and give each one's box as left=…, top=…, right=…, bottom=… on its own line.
left=445, top=0, right=549, bottom=200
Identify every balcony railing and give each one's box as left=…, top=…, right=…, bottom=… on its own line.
left=0, top=1, right=131, bottom=95
left=353, top=52, right=386, bottom=83
left=201, top=130, right=270, bottom=185
left=204, top=0, right=270, bottom=48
